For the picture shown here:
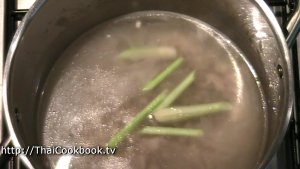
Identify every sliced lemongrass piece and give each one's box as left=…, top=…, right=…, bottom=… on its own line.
left=119, top=46, right=177, bottom=61
left=143, top=57, right=184, bottom=91
left=140, top=126, right=203, bottom=137
left=107, top=90, right=167, bottom=148
left=154, top=102, right=232, bottom=123
left=157, top=71, right=196, bottom=109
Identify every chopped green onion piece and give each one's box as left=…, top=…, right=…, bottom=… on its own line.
left=154, top=102, right=232, bottom=123
left=107, top=90, right=167, bottom=148
left=143, top=57, right=184, bottom=91
left=119, top=46, right=177, bottom=61
left=157, top=71, right=196, bottom=109
left=140, top=126, right=203, bottom=137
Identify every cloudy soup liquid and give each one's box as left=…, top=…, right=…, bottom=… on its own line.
left=40, top=11, right=267, bottom=169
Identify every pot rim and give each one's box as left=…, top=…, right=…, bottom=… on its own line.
left=253, top=0, right=293, bottom=168
left=3, top=0, right=47, bottom=167
left=2, top=0, right=293, bottom=168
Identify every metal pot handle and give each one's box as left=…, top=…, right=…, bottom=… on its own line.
left=287, top=0, right=300, bottom=47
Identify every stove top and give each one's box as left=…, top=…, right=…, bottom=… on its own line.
left=1, top=0, right=299, bottom=169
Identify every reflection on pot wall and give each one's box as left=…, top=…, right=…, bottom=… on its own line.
left=54, top=155, right=73, bottom=169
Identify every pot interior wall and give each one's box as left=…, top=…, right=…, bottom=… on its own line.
left=6, top=0, right=288, bottom=168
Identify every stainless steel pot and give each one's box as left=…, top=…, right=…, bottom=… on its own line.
left=2, top=0, right=299, bottom=168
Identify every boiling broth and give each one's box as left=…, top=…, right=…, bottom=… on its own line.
left=40, top=11, right=267, bottom=169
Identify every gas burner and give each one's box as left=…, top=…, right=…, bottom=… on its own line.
left=1, top=0, right=299, bottom=169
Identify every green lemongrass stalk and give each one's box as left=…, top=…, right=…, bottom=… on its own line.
left=153, top=102, right=232, bottom=123
left=140, top=126, right=204, bottom=137
left=143, top=57, right=184, bottom=91
left=107, top=90, right=167, bottom=148
left=157, top=71, right=196, bottom=109
left=119, top=46, right=177, bottom=61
